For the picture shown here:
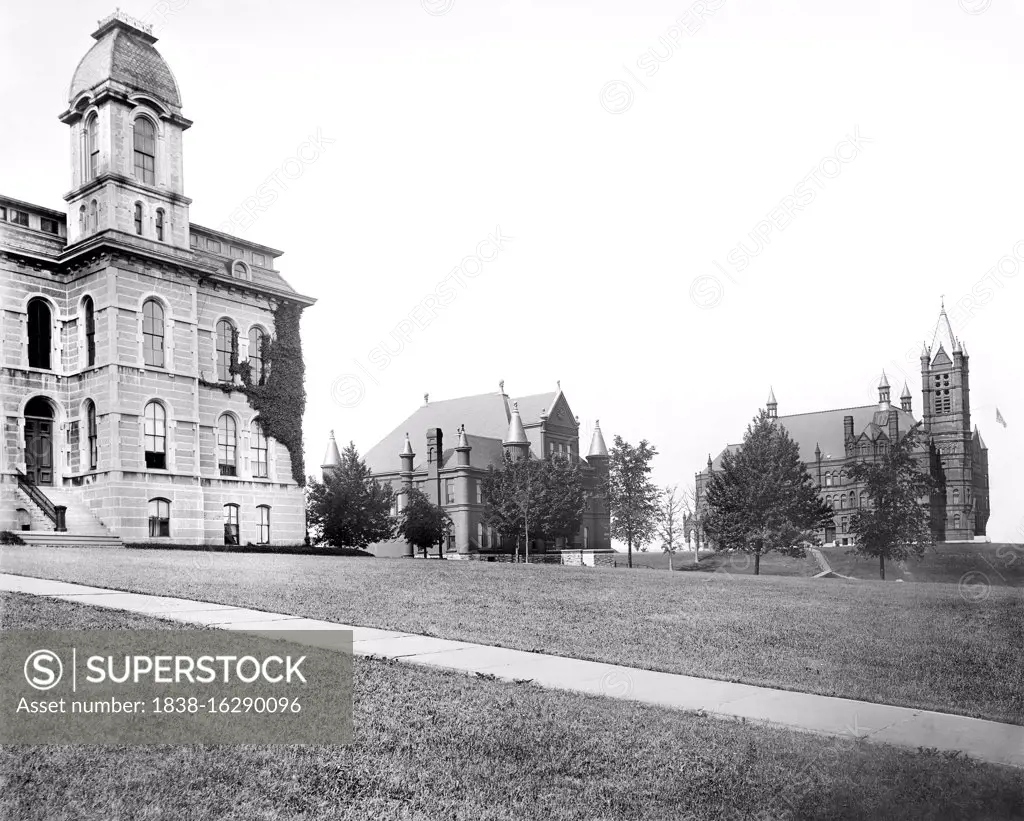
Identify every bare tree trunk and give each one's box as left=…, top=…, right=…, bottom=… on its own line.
left=628, top=537, right=633, bottom=568
left=525, top=515, right=530, bottom=564
left=754, top=551, right=761, bottom=575
left=879, top=554, right=885, bottom=580
left=668, top=552, right=673, bottom=572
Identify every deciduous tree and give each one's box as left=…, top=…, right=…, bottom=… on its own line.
left=658, top=485, right=684, bottom=571
left=607, top=436, right=661, bottom=569
left=847, top=422, right=936, bottom=580
left=396, top=487, right=452, bottom=559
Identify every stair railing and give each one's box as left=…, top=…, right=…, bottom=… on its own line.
left=14, top=469, right=59, bottom=527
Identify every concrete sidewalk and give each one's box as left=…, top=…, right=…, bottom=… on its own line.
left=2, top=572, right=1021, bottom=769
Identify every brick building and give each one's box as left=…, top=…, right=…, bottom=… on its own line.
left=695, top=304, right=991, bottom=546
left=324, top=384, right=611, bottom=558
left=0, top=11, right=314, bottom=545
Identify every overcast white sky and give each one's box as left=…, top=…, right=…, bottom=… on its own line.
left=2, top=0, right=1021, bottom=542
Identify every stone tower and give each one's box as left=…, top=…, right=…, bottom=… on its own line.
left=919, top=303, right=974, bottom=541
left=60, top=11, right=192, bottom=249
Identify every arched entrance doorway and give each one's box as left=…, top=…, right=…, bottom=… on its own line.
left=24, top=396, right=55, bottom=485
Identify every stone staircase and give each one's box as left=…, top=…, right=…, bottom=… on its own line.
left=15, top=482, right=122, bottom=548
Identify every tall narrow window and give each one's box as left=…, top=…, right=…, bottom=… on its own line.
left=251, top=420, right=268, bottom=478
left=133, top=118, right=156, bottom=184
left=85, top=400, right=98, bottom=470
left=134, top=202, right=143, bottom=235
left=83, top=296, right=96, bottom=367
left=218, top=414, right=237, bottom=476
left=79, top=205, right=86, bottom=234
left=148, top=498, right=170, bottom=537
left=256, top=506, right=270, bottom=545
left=144, top=401, right=166, bottom=470
left=224, top=504, right=240, bottom=545
left=860, top=491, right=867, bottom=508
left=27, top=298, right=52, bottom=370
left=248, top=327, right=266, bottom=384
left=86, top=115, right=99, bottom=180
left=142, top=300, right=165, bottom=367
left=216, top=319, right=236, bottom=381
left=155, top=208, right=165, bottom=241
left=89, top=199, right=98, bottom=232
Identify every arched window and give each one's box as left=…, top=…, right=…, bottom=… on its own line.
left=841, top=517, right=848, bottom=533
left=251, top=420, right=268, bottom=478
left=134, top=202, right=143, bottom=235
left=953, top=513, right=961, bottom=530
left=218, top=414, right=237, bottom=476
left=256, top=505, right=271, bottom=545
left=224, top=504, right=240, bottom=545
left=27, top=298, right=51, bottom=369
left=85, top=400, right=98, bottom=470
left=16, top=508, right=31, bottom=532
left=86, top=115, right=99, bottom=181
left=144, top=401, right=166, bottom=469
left=89, top=199, right=97, bottom=231
left=79, top=205, right=87, bottom=234
left=216, top=319, right=236, bottom=381
left=148, top=498, right=170, bottom=537
left=83, top=296, right=96, bottom=367
left=142, top=300, right=165, bottom=367
left=825, top=496, right=832, bottom=508
left=825, top=473, right=832, bottom=487
left=859, top=491, right=867, bottom=508
left=840, top=495, right=846, bottom=509
left=952, top=488, right=960, bottom=505
left=248, top=327, right=266, bottom=384
left=133, top=118, right=156, bottom=184
left=155, top=208, right=165, bottom=242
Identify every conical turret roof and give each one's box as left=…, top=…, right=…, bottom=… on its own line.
left=400, top=433, right=414, bottom=456
left=901, top=382, right=912, bottom=399
left=322, top=430, right=342, bottom=467
left=767, top=387, right=777, bottom=405
left=588, top=420, right=609, bottom=458
left=503, top=403, right=529, bottom=445
left=879, top=371, right=890, bottom=389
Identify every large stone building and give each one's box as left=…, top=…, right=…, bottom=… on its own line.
left=695, top=305, right=991, bottom=546
left=0, top=11, right=314, bottom=545
left=325, top=384, right=611, bottom=558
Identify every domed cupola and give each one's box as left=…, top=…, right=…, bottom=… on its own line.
left=60, top=10, right=192, bottom=250
left=68, top=11, right=182, bottom=112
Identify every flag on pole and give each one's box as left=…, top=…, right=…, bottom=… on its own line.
left=996, top=408, right=1007, bottom=428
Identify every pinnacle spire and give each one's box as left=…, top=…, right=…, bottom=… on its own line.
left=929, top=299, right=959, bottom=357
left=587, top=420, right=609, bottom=458
left=503, top=402, right=529, bottom=445
left=401, top=433, right=414, bottom=456
left=901, top=382, right=912, bottom=399
left=879, top=371, right=889, bottom=389
left=322, top=430, right=342, bottom=468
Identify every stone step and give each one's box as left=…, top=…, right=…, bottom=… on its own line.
left=18, top=532, right=122, bottom=548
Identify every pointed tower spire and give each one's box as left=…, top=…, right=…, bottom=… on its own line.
left=929, top=299, right=959, bottom=358
left=401, top=433, right=414, bottom=456
left=901, top=381, right=912, bottom=412
left=321, top=430, right=342, bottom=476
left=587, top=420, right=609, bottom=459
left=766, top=387, right=778, bottom=418
left=502, top=402, right=529, bottom=461
left=878, top=371, right=890, bottom=406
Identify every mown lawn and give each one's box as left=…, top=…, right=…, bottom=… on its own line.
left=2, top=545, right=1022, bottom=724
left=820, top=543, right=1024, bottom=587
left=2, top=593, right=1022, bottom=821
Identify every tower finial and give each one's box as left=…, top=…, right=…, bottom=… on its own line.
left=424, top=393, right=429, bottom=405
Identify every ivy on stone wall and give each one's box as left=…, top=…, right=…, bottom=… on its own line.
left=205, top=301, right=307, bottom=485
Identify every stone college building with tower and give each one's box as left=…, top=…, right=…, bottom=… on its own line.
left=0, top=12, right=314, bottom=545
left=323, top=384, right=612, bottom=558
left=695, top=304, right=991, bottom=546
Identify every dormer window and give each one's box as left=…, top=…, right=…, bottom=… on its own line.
left=230, top=260, right=250, bottom=280
left=133, top=118, right=156, bottom=185
left=9, top=209, right=28, bottom=227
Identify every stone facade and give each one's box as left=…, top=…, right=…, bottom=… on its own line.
left=694, top=306, right=991, bottom=546
left=330, top=386, right=612, bottom=558
left=0, top=12, right=314, bottom=545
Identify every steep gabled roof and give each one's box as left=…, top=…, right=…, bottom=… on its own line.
left=363, top=390, right=558, bottom=474
left=707, top=404, right=918, bottom=471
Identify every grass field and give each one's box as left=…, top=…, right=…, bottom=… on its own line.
left=820, top=543, right=1024, bottom=586
left=3, top=545, right=1021, bottom=725
left=2, top=592, right=1022, bottom=821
